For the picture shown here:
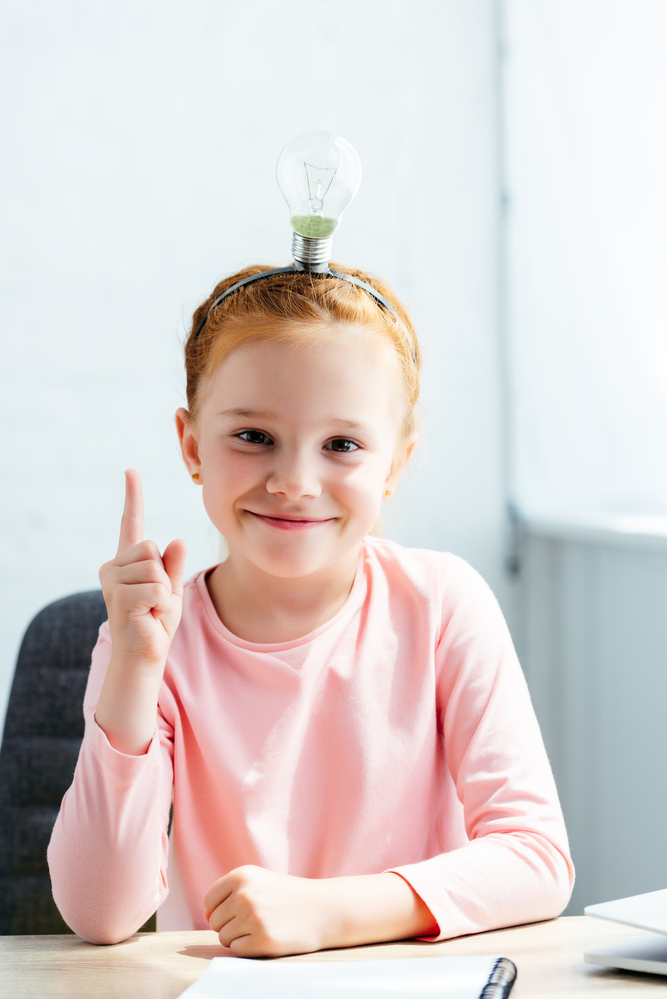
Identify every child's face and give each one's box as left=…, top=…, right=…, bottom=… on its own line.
left=178, top=331, right=413, bottom=580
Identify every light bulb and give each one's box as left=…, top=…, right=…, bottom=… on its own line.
left=276, top=132, right=362, bottom=271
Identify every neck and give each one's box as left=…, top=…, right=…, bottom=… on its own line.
left=206, top=544, right=362, bottom=644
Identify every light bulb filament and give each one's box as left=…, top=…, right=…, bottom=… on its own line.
left=304, top=162, right=336, bottom=214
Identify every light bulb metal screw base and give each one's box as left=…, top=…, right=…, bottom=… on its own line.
left=292, top=232, right=333, bottom=273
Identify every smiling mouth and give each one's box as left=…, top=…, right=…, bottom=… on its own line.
left=247, top=511, right=334, bottom=531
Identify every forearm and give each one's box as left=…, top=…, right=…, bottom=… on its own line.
left=389, top=834, right=573, bottom=942
left=206, top=867, right=439, bottom=957
left=320, top=872, right=438, bottom=949
left=95, top=654, right=164, bottom=756
left=48, top=717, right=170, bottom=943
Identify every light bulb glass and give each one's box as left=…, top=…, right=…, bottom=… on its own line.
left=276, top=132, right=362, bottom=239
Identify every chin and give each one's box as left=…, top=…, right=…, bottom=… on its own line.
left=249, top=537, right=357, bottom=580
left=257, top=554, right=334, bottom=579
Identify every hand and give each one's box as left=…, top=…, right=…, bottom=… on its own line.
left=96, top=470, right=188, bottom=755
left=99, top=470, right=187, bottom=668
left=203, top=866, right=439, bottom=958
left=204, top=866, right=328, bottom=958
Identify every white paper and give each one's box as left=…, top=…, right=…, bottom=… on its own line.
left=179, top=954, right=504, bottom=999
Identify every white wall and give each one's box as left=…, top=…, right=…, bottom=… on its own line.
left=518, top=526, right=667, bottom=914
left=0, top=0, right=507, bottom=733
left=504, top=0, right=667, bottom=519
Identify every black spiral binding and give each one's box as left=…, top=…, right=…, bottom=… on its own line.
left=479, top=957, right=518, bottom=999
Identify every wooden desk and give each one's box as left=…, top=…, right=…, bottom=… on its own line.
left=0, top=916, right=664, bottom=998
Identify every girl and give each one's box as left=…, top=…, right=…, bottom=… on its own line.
left=48, top=264, right=573, bottom=956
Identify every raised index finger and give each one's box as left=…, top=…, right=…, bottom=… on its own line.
left=117, top=469, right=145, bottom=554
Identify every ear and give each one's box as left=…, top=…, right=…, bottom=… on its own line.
left=176, top=408, right=202, bottom=479
left=383, top=433, right=418, bottom=500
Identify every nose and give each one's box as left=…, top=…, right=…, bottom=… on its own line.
left=265, top=447, right=322, bottom=500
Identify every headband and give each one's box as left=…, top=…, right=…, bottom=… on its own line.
left=192, top=265, right=400, bottom=342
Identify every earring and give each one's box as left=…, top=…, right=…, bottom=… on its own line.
left=192, top=473, right=199, bottom=481
left=385, top=488, right=392, bottom=497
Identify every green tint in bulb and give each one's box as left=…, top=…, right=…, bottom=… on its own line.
left=276, top=132, right=362, bottom=242
left=290, top=214, right=339, bottom=238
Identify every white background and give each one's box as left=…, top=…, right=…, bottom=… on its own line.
left=0, top=1, right=506, bottom=733
left=505, top=0, right=667, bottom=521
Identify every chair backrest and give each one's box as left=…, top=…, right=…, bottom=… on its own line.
left=0, top=590, right=107, bottom=934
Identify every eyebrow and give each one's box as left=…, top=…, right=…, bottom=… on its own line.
left=217, top=408, right=277, bottom=420
left=217, top=408, right=380, bottom=436
left=329, top=418, right=380, bottom=436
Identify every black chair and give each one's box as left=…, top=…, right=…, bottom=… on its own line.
left=0, top=590, right=157, bottom=934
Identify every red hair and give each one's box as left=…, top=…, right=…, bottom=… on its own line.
left=185, top=263, right=421, bottom=439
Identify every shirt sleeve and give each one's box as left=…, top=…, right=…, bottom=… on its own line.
left=386, top=557, right=574, bottom=941
left=47, top=622, right=174, bottom=944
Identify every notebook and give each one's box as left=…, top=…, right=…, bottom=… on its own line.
left=584, top=888, right=667, bottom=975
left=178, top=954, right=517, bottom=999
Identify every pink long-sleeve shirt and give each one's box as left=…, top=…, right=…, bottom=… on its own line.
left=48, top=538, right=573, bottom=944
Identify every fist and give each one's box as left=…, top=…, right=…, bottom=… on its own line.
left=204, top=865, right=329, bottom=958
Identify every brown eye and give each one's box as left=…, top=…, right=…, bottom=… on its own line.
left=325, top=438, right=359, bottom=453
left=237, top=430, right=273, bottom=445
